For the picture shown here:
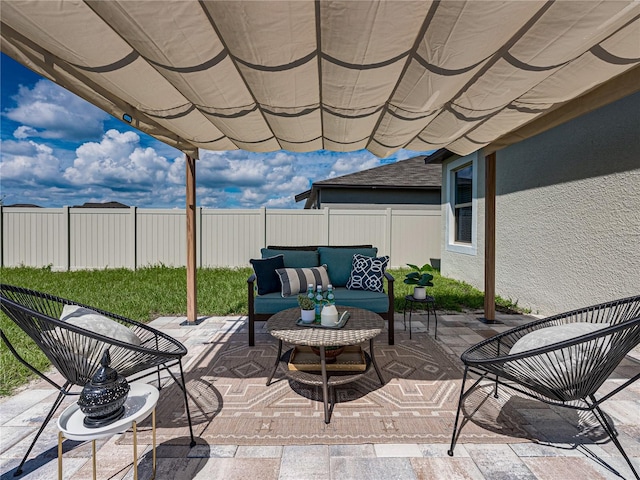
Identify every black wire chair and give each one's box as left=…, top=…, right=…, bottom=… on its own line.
left=448, top=295, right=640, bottom=480
left=0, top=284, right=196, bottom=477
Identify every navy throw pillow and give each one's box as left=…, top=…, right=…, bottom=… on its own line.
left=250, top=254, right=285, bottom=295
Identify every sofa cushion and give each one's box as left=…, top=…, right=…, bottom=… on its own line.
left=250, top=254, right=285, bottom=295
left=509, top=322, right=611, bottom=378
left=276, top=265, right=331, bottom=297
left=331, top=287, right=389, bottom=313
left=60, top=305, right=141, bottom=346
left=261, top=248, right=319, bottom=268
left=347, top=254, right=389, bottom=292
left=318, top=247, right=378, bottom=287
left=510, top=322, right=610, bottom=356
left=254, top=287, right=388, bottom=315
left=254, top=291, right=302, bottom=314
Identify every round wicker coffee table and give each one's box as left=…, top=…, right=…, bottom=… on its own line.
left=266, top=307, right=385, bottom=423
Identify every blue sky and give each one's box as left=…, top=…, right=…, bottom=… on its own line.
left=0, top=53, right=431, bottom=209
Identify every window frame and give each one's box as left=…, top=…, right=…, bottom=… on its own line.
left=445, top=154, right=478, bottom=255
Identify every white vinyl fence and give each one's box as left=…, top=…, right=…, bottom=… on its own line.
left=0, top=206, right=441, bottom=270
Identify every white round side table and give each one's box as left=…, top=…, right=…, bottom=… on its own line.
left=57, top=382, right=159, bottom=480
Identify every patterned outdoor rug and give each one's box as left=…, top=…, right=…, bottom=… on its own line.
left=118, top=330, right=533, bottom=446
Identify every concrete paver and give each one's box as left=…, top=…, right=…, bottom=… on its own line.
left=410, top=457, right=485, bottom=480
left=332, top=456, right=418, bottom=480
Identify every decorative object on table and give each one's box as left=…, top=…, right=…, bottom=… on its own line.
left=297, top=294, right=316, bottom=323
left=403, top=263, right=434, bottom=300
left=309, top=345, right=346, bottom=362
left=314, top=285, right=324, bottom=322
left=321, top=303, right=340, bottom=326
left=289, top=345, right=366, bottom=371
left=326, top=284, right=335, bottom=305
left=296, top=311, right=350, bottom=329
left=78, top=349, right=130, bottom=428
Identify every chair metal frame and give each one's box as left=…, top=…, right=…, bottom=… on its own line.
left=448, top=295, right=640, bottom=480
left=0, top=284, right=196, bottom=477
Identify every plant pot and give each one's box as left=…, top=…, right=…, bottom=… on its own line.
left=413, top=286, right=427, bottom=300
left=300, top=309, right=315, bottom=323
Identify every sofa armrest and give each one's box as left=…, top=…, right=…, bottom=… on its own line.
left=384, top=271, right=395, bottom=296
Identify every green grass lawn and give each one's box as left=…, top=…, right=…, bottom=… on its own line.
left=0, top=266, right=523, bottom=395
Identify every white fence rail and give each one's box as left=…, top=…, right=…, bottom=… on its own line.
left=1, top=206, right=441, bottom=270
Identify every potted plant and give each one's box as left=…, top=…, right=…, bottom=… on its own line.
left=298, top=294, right=316, bottom=323
left=404, top=263, right=434, bottom=300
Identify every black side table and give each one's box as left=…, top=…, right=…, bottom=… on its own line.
left=403, top=294, right=438, bottom=339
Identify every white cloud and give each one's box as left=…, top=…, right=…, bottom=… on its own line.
left=330, top=154, right=381, bottom=177
left=167, top=155, right=186, bottom=185
left=13, top=125, right=38, bottom=139
left=4, top=80, right=109, bottom=141
left=189, top=150, right=317, bottom=208
left=0, top=140, right=61, bottom=183
left=63, top=130, right=171, bottom=188
left=265, top=196, right=295, bottom=208
left=267, top=152, right=295, bottom=166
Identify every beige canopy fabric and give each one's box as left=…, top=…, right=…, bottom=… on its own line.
left=2, top=0, right=639, bottom=159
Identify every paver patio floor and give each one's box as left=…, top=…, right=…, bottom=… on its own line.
left=2, top=312, right=639, bottom=480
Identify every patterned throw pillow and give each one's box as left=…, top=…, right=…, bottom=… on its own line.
left=346, top=254, right=389, bottom=292
left=276, top=265, right=331, bottom=297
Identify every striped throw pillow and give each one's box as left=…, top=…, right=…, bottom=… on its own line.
left=276, top=265, right=331, bottom=297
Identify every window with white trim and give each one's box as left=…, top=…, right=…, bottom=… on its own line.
left=445, top=155, right=477, bottom=255
left=454, top=165, right=472, bottom=243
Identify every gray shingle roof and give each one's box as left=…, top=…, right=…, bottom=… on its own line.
left=295, top=155, right=442, bottom=206
left=73, top=201, right=130, bottom=208
left=313, top=155, right=441, bottom=188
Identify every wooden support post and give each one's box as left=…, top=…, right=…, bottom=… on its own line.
left=186, top=154, right=198, bottom=325
left=482, top=152, right=497, bottom=323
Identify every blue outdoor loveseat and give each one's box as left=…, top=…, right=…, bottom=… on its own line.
left=247, top=245, right=395, bottom=346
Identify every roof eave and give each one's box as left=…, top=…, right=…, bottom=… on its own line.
left=424, top=148, right=457, bottom=164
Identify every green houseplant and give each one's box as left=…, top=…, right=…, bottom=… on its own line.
left=404, top=263, right=434, bottom=300
left=298, top=294, right=316, bottom=323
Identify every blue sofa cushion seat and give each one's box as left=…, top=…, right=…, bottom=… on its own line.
left=261, top=248, right=319, bottom=268
left=317, top=247, right=378, bottom=287
left=254, top=287, right=388, bottom=315
left=331, top=287, right=389, bottom=313
left=254, top=291, right=301, bottom=314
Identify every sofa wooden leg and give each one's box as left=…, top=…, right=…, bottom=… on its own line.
left=248, top=317, right=255, bottom=347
